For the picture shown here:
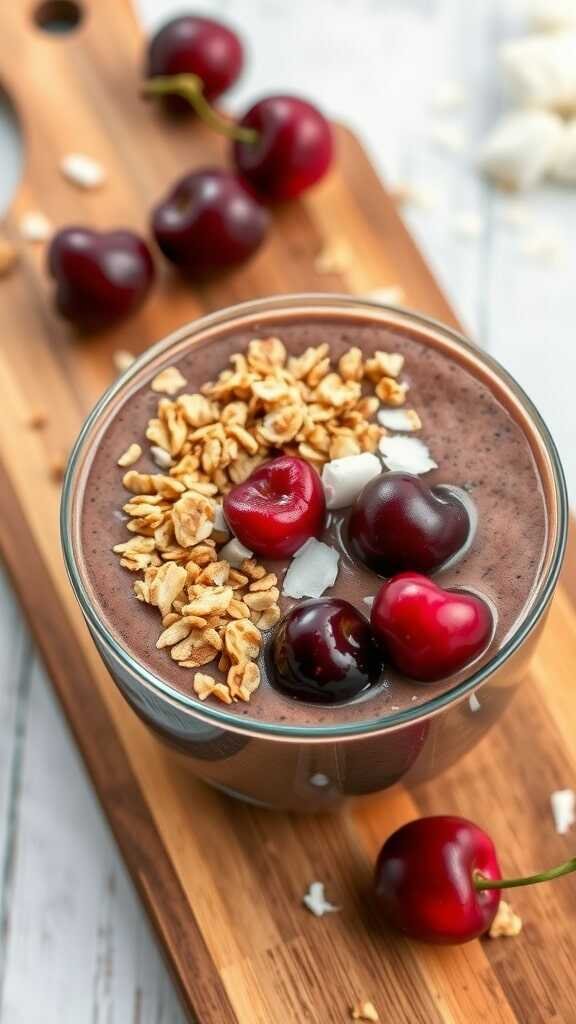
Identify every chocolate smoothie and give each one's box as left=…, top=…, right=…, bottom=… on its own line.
left=77, top=315, right=548, bottom=730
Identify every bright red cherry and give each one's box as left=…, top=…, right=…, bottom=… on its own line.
left=271, top=598, right=383, bottom=703
left=374, top=816, right=502, bottom=943
left=146, top=15, right=243, bottom=114
left=223, top=455, right=325, bottom=558
left=152, top=168, right=269, bottom=276
left=371, top=573, right=493, bottom=682
left=348, top=473, right=471, bottom=577
left=233, top=96, right=333, bottom=200
left=47, top=227, right=155, bottom=331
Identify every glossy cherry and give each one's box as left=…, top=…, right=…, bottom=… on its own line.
left=152, top=168, right=269, bottom=276
left=371, top=573, right=493, bottom=682
left=271, top=598, right=383, bottom=703
left=374, top=816, right=502, bottom=943
left=223, top=455, right=325, bottom=558
left=233, top=96, right=333, bottom=200
left=47, top=227, right=155, bottom=331
left=348, top=472, right=471, bottom=577
left=146, top=15, right=243, bottom=114
left=375, top=815, right=576, bottom=944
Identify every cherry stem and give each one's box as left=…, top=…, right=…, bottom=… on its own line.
left=474, top=856, right=576, bottom=891
left=142, top=74, right=259, bottom=144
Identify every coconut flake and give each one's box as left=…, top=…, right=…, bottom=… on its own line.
left=379, top=436, right=437, bottom=475
left=479, top=110, right=564, bottom=190
left=469, top=693, right=481, bottom=713
left=363, top=595, right=375, bottom=610
left=213, top=504, right=229, bottom=534
left=19, top=211, right=52, bottom=242
left=500, top=32, right=576, bottom=115
left=282, top=539, right=339, bottom=599
left=302, top=881, right=340, bottom=917
left=150, top=446, right=174, bottom=470
left=60, top=152, right=106, bottom=189
left=530, top=0, right=576, bottom=32
left=377, top=408, right=422, bottom=433
left=219, top=537, right=253, bottom=567
left=322, top=452, right=381, bottom=510
left=550, top=788, right=575, bottom=834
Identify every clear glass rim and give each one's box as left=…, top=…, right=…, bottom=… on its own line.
left=61, top=294, right=568, bottom=741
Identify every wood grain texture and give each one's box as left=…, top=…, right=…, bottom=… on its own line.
left=0, top=1, right=574, bottom=1021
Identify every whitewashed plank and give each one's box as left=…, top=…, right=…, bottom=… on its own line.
left=0, top=658, right=186, bottom=1024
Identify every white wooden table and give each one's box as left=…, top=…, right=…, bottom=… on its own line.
left=0, top=1, right=574, bottom=1020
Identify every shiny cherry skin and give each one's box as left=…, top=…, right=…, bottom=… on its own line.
left=233, top=96, right=333, bottom=201
left=348, top=472, right=471, bottom=577
left=271, top=598, right=383, bottom=703
left=374, top=816, right=502, bottom=944
left=47, top=227, right=155, bottom=331
left=152, top=168, right=269, bottom=276
left=223, top=455, right=325, bottom=558
left=371, top=573, right=493, bottom=682
left=146, top=15, right=243, bottom=114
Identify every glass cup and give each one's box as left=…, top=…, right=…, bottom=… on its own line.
left=61, top=295, right=568, bottom=812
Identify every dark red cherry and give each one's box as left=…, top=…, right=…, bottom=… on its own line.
left=47, top=227, right=155, bottom=331
left=348, top=472, right=471, bottom=577
left=371, top=573, right=493, bottom=682
left=152, top=168, right=269, bottom=276
left=233, top=96, right=333, bottom=201
left=223, top=455, right=325, bottom=558
left=146, top=15, right=243, bottom=114
left=270, top=598, right=383, bottom=703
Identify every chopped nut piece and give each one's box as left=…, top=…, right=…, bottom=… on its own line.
left=224, top=618, right=262, bottom=663
left=172, top=494, right=214, bottom=548
left=193, top=672, right=216, bottom=700
left=350, top=1001, right=379, bottom=1022
left=117, top=443, right=142, bottom=467
left=488, top=899, right=522, bottom=938
left=151, top=366, right=187, bottom=396
left=375, top=377, right=408, bottom=406
left=156, top=618, right=192, bottom=649
left=183, top=585, right=233, bottom=617
left=248, top=572, right=278, bottom=592
left=149, top=562, right=187, bottom=618
left=364, top=351, right=405, bottom=382
left=257, top=604, right=281, bottom=630
left=338, top=347, right=363, bottom=382
left=227, top=661, right=261, bottom=701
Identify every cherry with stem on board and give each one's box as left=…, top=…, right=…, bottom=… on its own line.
left=374, top=815, right=576, bottom=944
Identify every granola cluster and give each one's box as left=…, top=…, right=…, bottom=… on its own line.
left=113, top=336, right=409, bottom=705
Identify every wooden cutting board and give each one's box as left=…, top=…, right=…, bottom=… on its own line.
left=1, top=2, right=575, bottom=1021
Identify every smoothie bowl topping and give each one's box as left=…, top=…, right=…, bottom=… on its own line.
left=110, top=333, right=485, bottom=707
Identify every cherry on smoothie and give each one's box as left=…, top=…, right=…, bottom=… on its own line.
left=152, top=168, right=269, bottom=276
left=146, top=15, right=243, bottom=114
left=223, top=455, right=326, bottom=558
left=233, top=96, right=333, bottom=201
left=375, top=814, right=576, bottom=944
left=271, top=598, right=383, bottom=703
left=348, top=472, right=471, bottom=577
left=371, top=573, right=493, bottom=682
left=47, top=227, right=155, bottom=330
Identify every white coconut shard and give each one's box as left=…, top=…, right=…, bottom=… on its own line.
left=150, top=446, right=174, bottom=470
left=550, top=788, right=576, bottom=834
left=469, top=693, right=481, bottom=713
left=550, top=119, right=576, bottom=182
left=213, top=504, right=229, bottom=534
left=60, top=152, right=106, bottom=189
left=479, top=110, right=564, bottom=190
left=453, top=212, right=484, bottom=240
left=363, top=595, right=375, bottom=610
left=219, top=537, right=253, bottom=567
left=431, top=80, right=467, bottom=112
left=531, top=0, right=576, bottom=32
left=322, top=452, right=381, bottom=510
left=429, top=120, right=467, bottom=154
left=282, top=539, right=339, bottom=599
left=379, top=436, right=437, bottom=475
left=377, top=408, right=422, bottom=433
left=19, top=211, right=52, bottom=242
left=302, top=881, right=340, bottom=917
left=500, top=32, right=576, bottom=115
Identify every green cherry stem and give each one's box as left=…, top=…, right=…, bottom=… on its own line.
left=142, top=74, right=259, bottom=144
left=475, top=856, right=576, bottom=891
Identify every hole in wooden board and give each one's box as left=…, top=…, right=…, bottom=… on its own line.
left=34, top=0, right=83, bottom=33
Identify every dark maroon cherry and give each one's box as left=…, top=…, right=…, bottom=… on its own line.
left=47, top=227, right=155, bottom=331
left=146, top=15, right=243, bottom=114
left=270, top=598, right=383, bottom=703
left=348, top=472, right=471, bottom=577
left=233, top=96, right=333, bottom=201
left=152, top=168, right=269, bottom=276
